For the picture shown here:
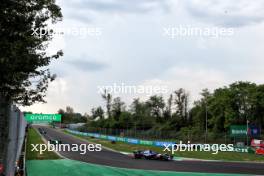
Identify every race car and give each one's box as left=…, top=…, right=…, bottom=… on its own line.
left=38, top=128, right=46, bottom=134
left=49, top=139, right=62, bottom=145
left=133, top=150, right=173, bottom=161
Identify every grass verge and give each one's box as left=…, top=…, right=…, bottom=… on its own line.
left=27, top=159, right=245, bottom=176
left=26, top=128, right=60, bottom=160
left=64, top=130, right=264, bottom=162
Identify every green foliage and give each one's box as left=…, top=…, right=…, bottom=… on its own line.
left=101, top=89, right=112, bottom=119
left=0, top=0, right=63, bottom=105
left=66, top=82, right=264, bottom=142
left=58, top=106, right=87, bottom=124
left=91, top=106, right=104, bottom=120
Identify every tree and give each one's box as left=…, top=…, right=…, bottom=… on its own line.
left=0, top=0, right=63, bottom=104
left=254, top=85, right=264, bottom=128
left=66, top=106, right=74, bottom=114
left=190, top=89, right=212, bottom=132
left=207, top=82, right=257, bottom=133
left=164, top=94, right=173, bottom=120
left=58, top=109, right=65, bottom=115
left=130, top=98, right=149, bottom=130
left=91, top=106, right=104, bottom=120
left=111, top=97, right=125, bottom=121
left=0, top=0, right=62, bottom=172
left=229, top=82, right=256, bottom=124
left=84, top=81, right=264, bottom=141
left=118, top=111, right=133, bottom=129
left=174, top=88, right=189, bottom=122
left=101, top=89, right=112, bottom=119
left=146, top=95, right=165, bottom=123
left=58, top=106, right=89, bottom=124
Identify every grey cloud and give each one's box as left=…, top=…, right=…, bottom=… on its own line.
left=64, top=0, right=170, bottom=23
left=68, top=0, right=169, bottom=13
left=68, top=60, right=108, bottom=72
left=66, top=13, right=92, bottom=24
left=183, top=0, right=264, bottom=27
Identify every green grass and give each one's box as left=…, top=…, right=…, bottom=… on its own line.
left=26, top=128, right=60, bottom=160
left=27, top=159, right=245, bottom=176
left=64, top=130, right=264, bottom=162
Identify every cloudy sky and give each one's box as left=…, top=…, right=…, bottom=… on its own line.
left=21, top=0, right=264, bottom=114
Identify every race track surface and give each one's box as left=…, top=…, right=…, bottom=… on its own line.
left=36, top=126, right=264, bottom=175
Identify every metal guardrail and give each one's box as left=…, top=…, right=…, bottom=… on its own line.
left=16, top=133, right=28, bottom=176
left=0, top=103, right=27, bottom=176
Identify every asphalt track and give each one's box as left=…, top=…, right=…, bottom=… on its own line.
left=36, top=126, right=264, bottom=175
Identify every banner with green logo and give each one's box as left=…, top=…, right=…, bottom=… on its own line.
left=139, top=140, right=153, bottom=146
left=25, top=114, right=61, bottom=122
left=230, top=125, right=247, bottom=137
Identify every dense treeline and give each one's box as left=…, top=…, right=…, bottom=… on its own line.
left=58, top=106, right=87, bottom=124
left=59, top=81, right=264, bottom=141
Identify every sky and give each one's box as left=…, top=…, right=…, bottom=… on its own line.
left=21, top=0, right=264, bottom=114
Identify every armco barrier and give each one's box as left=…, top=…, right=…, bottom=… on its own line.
left=1, top=104, right=27, bottom=176
left=66, top=129, right=175, bottom=147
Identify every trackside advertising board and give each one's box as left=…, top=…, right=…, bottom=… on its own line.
left=230, top=125, right=247, bottom=137
left=248, top=125, right=261, bottom=137
left=230, top=125, right=261, bottom=137
left=66, top=129, right=175, bottom=147
left=25, top=114, right=61, bottom=122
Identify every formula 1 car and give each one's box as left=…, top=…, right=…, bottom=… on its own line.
left=133, top=150, right=173, bottom=161
left=49, top=139, right=62, bottom=145
left=38, top=128, right=46, bottom=134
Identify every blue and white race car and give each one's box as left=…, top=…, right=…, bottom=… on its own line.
left=133, top=150, right=173, bottom=161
